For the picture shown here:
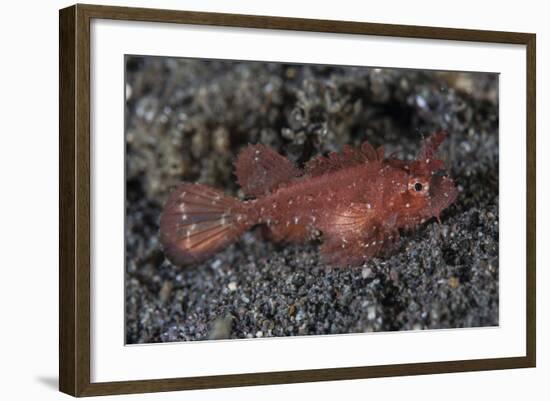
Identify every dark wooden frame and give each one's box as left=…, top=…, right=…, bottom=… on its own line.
left=59, top=3, right=536, bottom=397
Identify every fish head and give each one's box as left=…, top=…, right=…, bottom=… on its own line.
left=405, top=167, right=457, bottom=222
left=406, top=131, right=458, bottom=221
left=388, top=132, right=457, bottom=225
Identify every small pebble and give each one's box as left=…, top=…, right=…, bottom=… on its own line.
left=208, top=315, right=233, bottom=340
left=448, top=277, right=460, bottom=289
left=361, top=267, right=372, bottom=279
left=288, top=304, right=296, bottom=317
left=367, top=306, right=376, bottom=320
left=159, top=281, right=172, bottom=304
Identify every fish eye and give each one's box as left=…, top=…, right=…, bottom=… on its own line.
left=408, top=178, right=429, bottom=195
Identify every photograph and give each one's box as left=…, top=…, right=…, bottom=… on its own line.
left=124, top=55, right=499, bottom=344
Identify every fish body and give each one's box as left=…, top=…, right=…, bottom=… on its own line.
left=160, top=132, right=457, bottom=266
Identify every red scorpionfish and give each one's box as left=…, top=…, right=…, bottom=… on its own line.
left=160, top=132, right=458, bottom=267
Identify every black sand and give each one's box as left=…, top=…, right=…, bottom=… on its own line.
left=125, top=57, right=499, bottom=343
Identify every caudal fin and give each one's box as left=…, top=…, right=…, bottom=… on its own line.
left=159, top=183, right=253, bottom=266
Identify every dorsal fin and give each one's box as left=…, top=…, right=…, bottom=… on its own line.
left=305, top=141, right=384, bottom=177
left=234, top=144, right=301, bottom=197
left=418, top=130, right=447, bottom=161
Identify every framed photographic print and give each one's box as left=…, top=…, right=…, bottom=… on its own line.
left=59, top=3, right=536, bottom=397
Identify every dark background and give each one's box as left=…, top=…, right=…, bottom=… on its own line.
left=125, top=56, right=499, bottom=343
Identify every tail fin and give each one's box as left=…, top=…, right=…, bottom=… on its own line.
left=159, top=183, right=253, bottom=266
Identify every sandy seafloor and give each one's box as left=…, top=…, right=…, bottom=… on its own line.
left=124, top=56, right=499, bottom=343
